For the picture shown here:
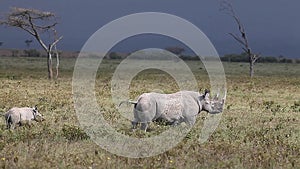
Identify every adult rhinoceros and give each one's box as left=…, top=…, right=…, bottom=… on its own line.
left=120, top=89, right=225, bottom=131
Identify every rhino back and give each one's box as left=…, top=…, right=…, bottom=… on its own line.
left=164, top=92, right=200, bottom=125
left=18, top=108, right=35, bottom=121
left=6, top=107, right=34, bottom=122
left=179, top=91, right=201, bottom=100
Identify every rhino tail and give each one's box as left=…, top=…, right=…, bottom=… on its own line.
left=119, top=100, right=138, bottom=107
left=6, top=113, right=11, bottom=121
left=128, top=100, right=138, bottom=104
left=5, top=114, right=11, bottom=128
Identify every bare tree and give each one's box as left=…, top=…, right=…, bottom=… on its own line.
left=220, top=0, right=260, bottom=77
left=0, top=7, right=63, bottom=79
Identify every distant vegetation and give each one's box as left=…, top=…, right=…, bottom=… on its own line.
left=106, top=51, right=300, bottom=63
left=0, top=49, right=299, bottom=63
left=220, top=53, right=300, bottom=63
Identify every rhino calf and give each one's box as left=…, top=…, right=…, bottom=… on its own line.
left=121, top=89, right=225, bottom=131
left=4, top=106, right=44, bottom=129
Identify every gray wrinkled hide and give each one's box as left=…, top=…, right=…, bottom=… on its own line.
left=4, top=106, right=43, bottom=129
left=129, top=90, right=224, bottom=131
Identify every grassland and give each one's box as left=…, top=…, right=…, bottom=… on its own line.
left=0, top=56, right=299, bottom=168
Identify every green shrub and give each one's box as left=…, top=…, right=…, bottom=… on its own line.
left=62, top=124, right=89, bottom=141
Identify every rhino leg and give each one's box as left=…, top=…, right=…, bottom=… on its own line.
left=185, top=116, right=196, bottom=126
left=131, top=121, right=138, bottom=130
left=6, top=122, right=11, bottom=129
left=6, top=114, right=13, bottom=129
left=6, top=120, right=11, bottom=129
left=19, top=120, right=26, bottom=126
left=21, top=120, right=32, bottom=128
left=10, top=123, right=16, bottom=130
left=140, top=122, right=149, bottom=132
left=171, top=120, right=180, bottom=126
left=165, top=119, right=178, bottom=126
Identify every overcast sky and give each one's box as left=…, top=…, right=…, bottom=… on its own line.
left=0, top=0, right=299, bottom=58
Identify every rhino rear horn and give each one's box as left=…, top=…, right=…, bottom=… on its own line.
left=222, top=90, right=227, bottom=103
left=213, top=93, right=219, bottom=100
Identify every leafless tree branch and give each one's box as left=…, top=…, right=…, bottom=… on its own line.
left=228, top=33, right=247, bottom=47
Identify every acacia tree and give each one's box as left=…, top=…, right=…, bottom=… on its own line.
left=0, top=7, right=63, bottom=79
left=220, top=0, right=260, bottom=77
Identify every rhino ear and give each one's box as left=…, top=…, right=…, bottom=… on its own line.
left=204, top=89, right=210, bottom=100
left=204, top=89, right=210, bottom=95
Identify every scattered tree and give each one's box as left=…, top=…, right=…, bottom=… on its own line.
left=220, top=0, right=260, bottom=78
left=0, top=7, right=63, bottom=79
left=11, top=49, right=19, bottom=57
left=109, top=52, right=122, bottom=59
left=165, top=46, right=185, bottom=56
left=23, top=49, right=40, bottom=57
left=0, top=42, right=3, bottom=47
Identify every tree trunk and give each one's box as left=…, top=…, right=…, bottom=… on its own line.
left=56, top=60, right=59, bottom=79
left=54, top=45, right=59, bottom=79
left=249, top=59, right=254, bottom=78
left=47, top=52, right=53, bottom=79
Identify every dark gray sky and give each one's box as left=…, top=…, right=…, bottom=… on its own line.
left=0, top=0, right=299, bottom=58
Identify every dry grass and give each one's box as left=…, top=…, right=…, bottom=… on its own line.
left=0, top=57, right=299, bottom=168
